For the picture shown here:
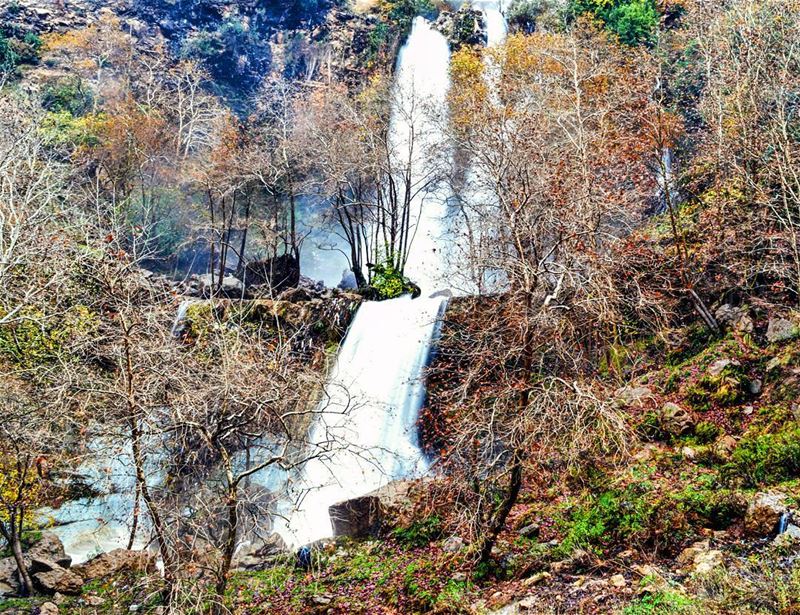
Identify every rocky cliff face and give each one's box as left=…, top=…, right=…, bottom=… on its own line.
left=3, top=0, right=382, bottom=97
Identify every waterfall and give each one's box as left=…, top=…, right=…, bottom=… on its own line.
left=277, top=17, right=455, bottom=547
left=472, top=0, right=509, bottom=46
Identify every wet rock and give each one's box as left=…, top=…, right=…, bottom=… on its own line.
left=767, top=317, right=799, bottom=343
left=442, top=536, right=465, bottom=553
left=658, top=402, right=694, bottom=436
left=33, top=566, right=83, bottom=595
left=745, top=492, right=788, bottom=536
left=73, top=549, right=154, bottom=581
left=773, top=524, right=800, bottom=548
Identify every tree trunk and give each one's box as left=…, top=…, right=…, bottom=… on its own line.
left=478, top=454, right=523, bottom=564
left=11, top=533, right=34, bottom=596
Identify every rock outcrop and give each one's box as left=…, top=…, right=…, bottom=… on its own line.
left=73, top=549, right=154, bottom=581
left=745, top=492, right=789, bottom=536
left=327, top=479, right=426, bottom=539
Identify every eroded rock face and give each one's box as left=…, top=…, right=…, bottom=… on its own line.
left=745, top=492, right=788, bottom=536
left=435, top=7, right=487, bottom=48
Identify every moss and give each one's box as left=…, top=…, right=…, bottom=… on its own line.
left=685, top=364, right=750, bottom=411
left=694, top=421, right=721, bottom=444
left=673, top=480, right=747, bottom=530
left=392, top=514, right=443, bottom=548
left=725, top=423, right=800, bottom=486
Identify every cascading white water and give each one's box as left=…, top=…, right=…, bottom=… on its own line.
left=472, top=0, right=509, bottom=46
left=278, top=17, right=455, bottom=547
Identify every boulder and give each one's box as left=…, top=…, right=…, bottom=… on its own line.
left=0, top=557, right=20, bottom=596
left=198, top=273, right=245, bottom=297
left=73, top=549, right=154, bottom=581
left=329, top=495, right=381, bottom=538
left=243, top=254, right=300, bottom=292
left=714, top=435, right=738, bottom=458
left=708, top=358, right=739, bottom=377
left=0, top=532, right=70, bottom=596
left=442, top=536, right=465, bottom=553
left=766, top=317, right=799, bottom=344
left=693, top=550, right=724, bottom=574
left=615, top=385, right=654, bottom=408
left=30, top=533, right=70, bottom=568
left=714, top=304, right=753, bottom=333
left=39, top=603, right=59, bottom=615
left=33, top=566, right=83, bottom=595
left=328, top=480, right=423, bottom=539
left=745, top=492, right=788, bottom=536
left=676, top=541, right=724, bottom=574
left=233, top=534, right=288, bottom=570
left=518, top=523, right=540, bottom=539
left=658, top=402, right=694, bottom=436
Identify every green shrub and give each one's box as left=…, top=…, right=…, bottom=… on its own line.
left=570, top=0, right=659, bottom=46
left=369, top=260, right=417, bottom=300
left=40, top=110, right=105, bottom=147
left=0, top=33, right=19, bottom=72
left=726, top=424, right=800, bottom=486
left=382, top=0, right=437, bottom=36
left=0, top=305, right=97, bottom=368
left=42, top=77, right=94, bottom=116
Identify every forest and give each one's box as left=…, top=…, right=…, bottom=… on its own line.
left=1, top=0, right=800, bottom=613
